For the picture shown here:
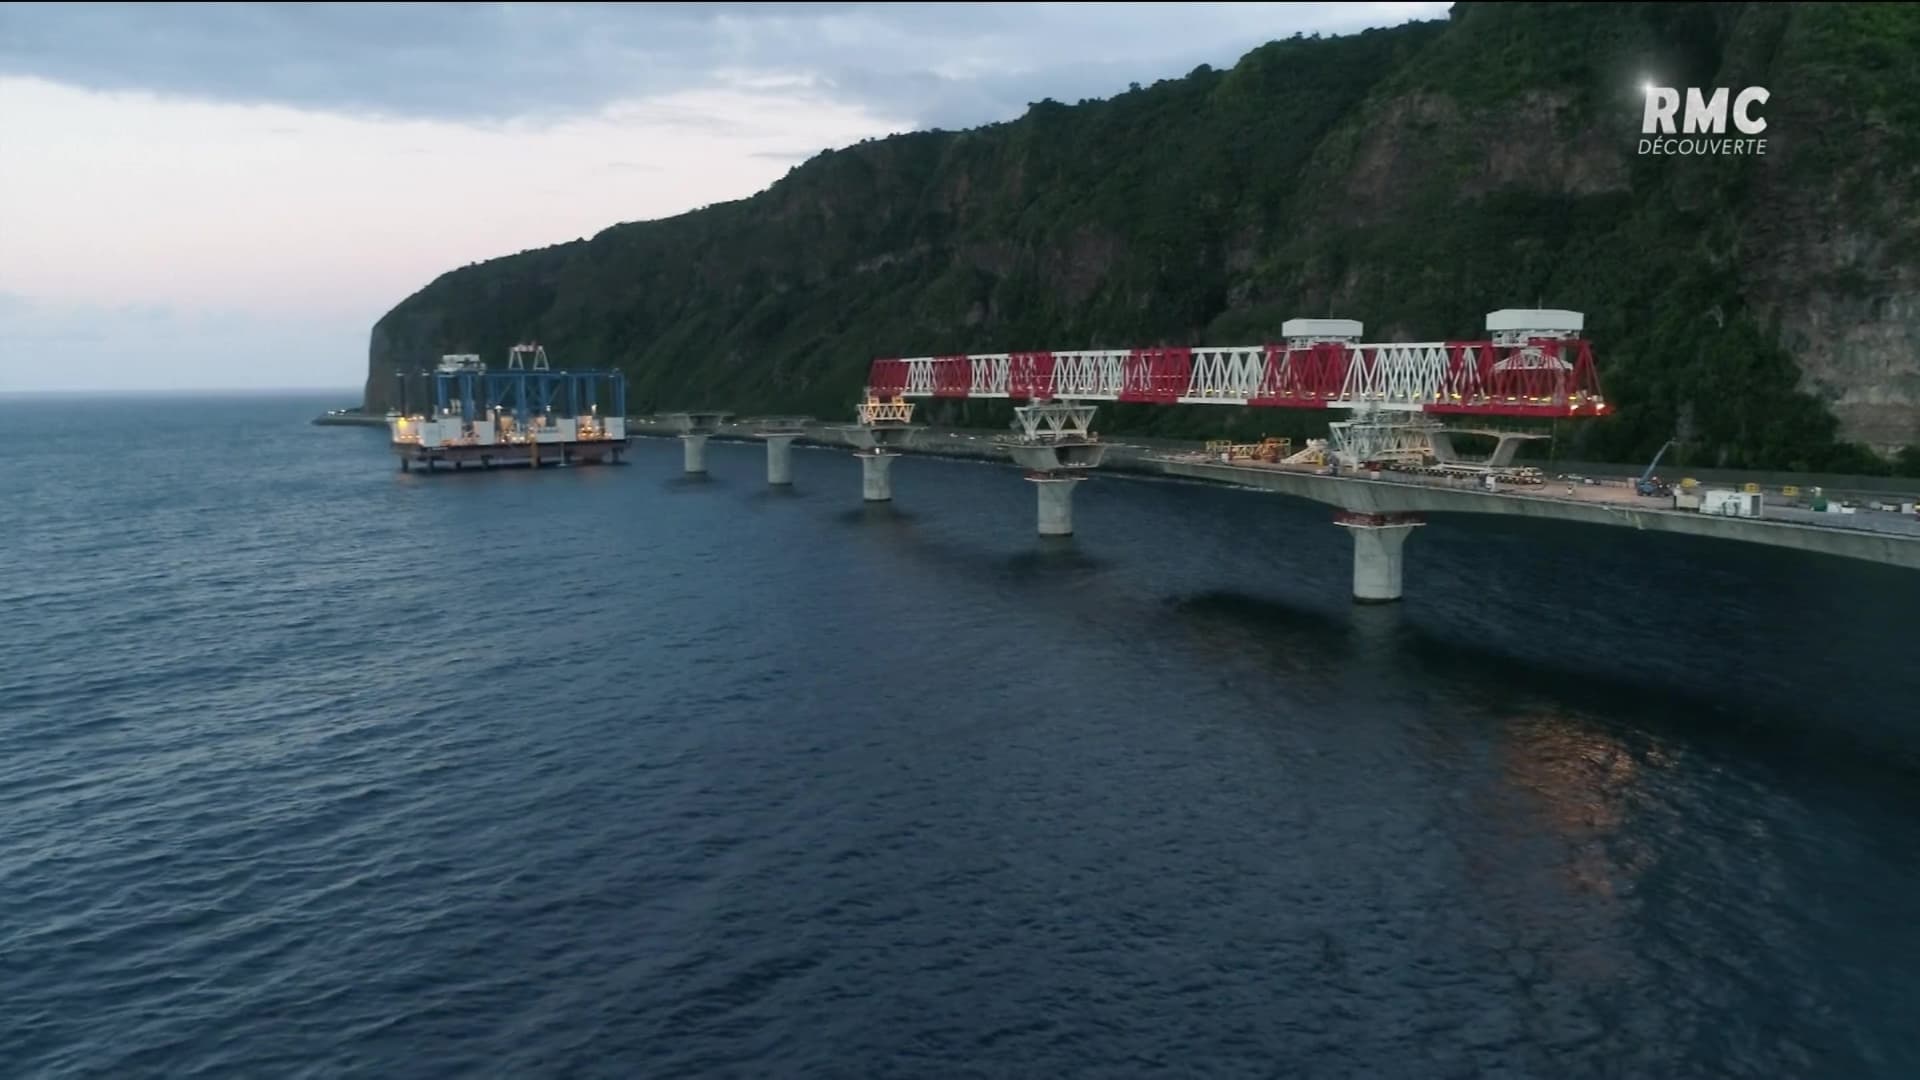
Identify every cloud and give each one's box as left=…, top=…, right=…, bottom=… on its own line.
left=0, top=2, right=1454, bottom=391
left=0, top=2, right=1451, bottom=130
left=0, top=293, right=364, bottom=392
left=0, top=71, right=901, bottom=390
left=0, top=75, right=895, bottom=314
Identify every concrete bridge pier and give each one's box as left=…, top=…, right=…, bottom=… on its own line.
left=681, top=434, right=709, bottom=474
left=840, top=398, right=921, bottom=504
left=1334, top=511, right=1426, bottom=603
left=1031, top=474, right=1085, bottom=536
left=999, top=401, right=1109, bottom=536
left=859, top=450, right=897, bottom=501
left=748, top=418, right=811, bottom=486
left=763, top=434, right=798, bottom=484
left=659, top=411, right=734, bottom=475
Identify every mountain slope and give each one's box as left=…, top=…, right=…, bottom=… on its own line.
left=365, top=2, right=1920, bottom=472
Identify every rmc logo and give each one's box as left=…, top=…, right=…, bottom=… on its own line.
left=1639, top=84, right=1769, bottom=155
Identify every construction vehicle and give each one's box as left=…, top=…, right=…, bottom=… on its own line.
left=1636, top=439, right=1675, bottom=497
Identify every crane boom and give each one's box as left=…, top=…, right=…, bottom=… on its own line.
left=1640, top=440, right=1675, bottom=483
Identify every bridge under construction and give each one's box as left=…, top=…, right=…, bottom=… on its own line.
left=379, top=311, right=1920, bottom=601
left=840, top=309, right=1611, bottom=601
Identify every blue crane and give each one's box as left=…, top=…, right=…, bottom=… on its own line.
left=1636, top=439, right=1675, bottom=496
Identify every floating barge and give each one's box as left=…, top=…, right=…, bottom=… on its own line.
left=387, top=345, right=629, bottom=472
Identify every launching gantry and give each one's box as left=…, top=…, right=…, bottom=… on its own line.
left=864, top=308, right=1607, bottom=601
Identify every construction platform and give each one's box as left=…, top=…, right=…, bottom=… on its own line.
left=391, top=419, right=629, bottom=471
left=388, top=346, right=629, bottom=473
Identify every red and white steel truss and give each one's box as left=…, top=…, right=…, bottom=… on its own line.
left=866, top=338, right=1606, bottom=419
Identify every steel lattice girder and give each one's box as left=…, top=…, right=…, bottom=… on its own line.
left=867, top=339, right=1606, bottom=419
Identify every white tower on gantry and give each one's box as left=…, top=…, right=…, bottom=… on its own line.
left=507, top=342, right=551, bottom=371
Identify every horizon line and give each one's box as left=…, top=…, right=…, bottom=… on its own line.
left=0, top=386, right=362, bottom=397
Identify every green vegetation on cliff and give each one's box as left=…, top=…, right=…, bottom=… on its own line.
left=367, top=2, right=1920, bottom=473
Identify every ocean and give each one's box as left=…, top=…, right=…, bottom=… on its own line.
left=4, top=393, right=1919, bottom=1077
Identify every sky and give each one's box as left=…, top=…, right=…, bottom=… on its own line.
left=0, top=2, right=1449, bottom=393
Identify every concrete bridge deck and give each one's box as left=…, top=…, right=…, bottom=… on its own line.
left=1156, top=458, right=1920, bottom=571
left=616, top=416, right=1920, bottom=593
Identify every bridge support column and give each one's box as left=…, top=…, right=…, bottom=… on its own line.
left=764, top=434, right=798, bottom=484
left=859, top=450, right=896, bottom=502
left=659, top=411, right=733, bottom=476
left=1030, top=474, right=1084, bottom=536
left=840, top=399, right=919, bottom=503
left=747, top=419, right=812, bottom=487
left=680, top=433, right=709, bottom=474
left=1000, top=401, right=1108, bottom=536
left=1334, top=511, right=1426, bottom=604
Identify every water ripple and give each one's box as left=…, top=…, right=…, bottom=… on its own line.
left=2, top=397, right=1920, bottom=1077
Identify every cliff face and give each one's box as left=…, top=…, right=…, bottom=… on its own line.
left=1735, top=4, right=1920, bottom=454
left=365, top=2, right=1920, bottom=472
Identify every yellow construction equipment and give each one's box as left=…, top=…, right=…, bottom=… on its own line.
left=1213, top=436, right=1292, bottom=463
left=858, top=395, right=914, bottom=424
left=1282, top=439, right=1329, bottom=466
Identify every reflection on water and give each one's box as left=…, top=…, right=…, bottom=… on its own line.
left=1501, top=710, right=1641, bottom=897
left=835, top=503, right=915, bottom=528
left=1473, top=706, right=1648, bottom=990
left=7, top=401, right=1920, bottom=1078
left=663, top=473, right=719, bottom=491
